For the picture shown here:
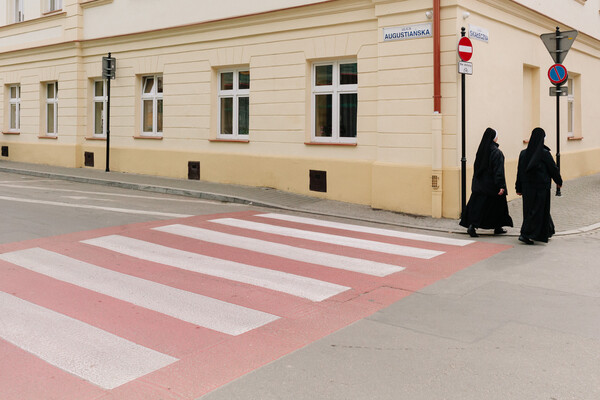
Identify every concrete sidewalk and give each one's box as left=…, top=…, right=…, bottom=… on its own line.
left=0, top=160, right=598, bottom=236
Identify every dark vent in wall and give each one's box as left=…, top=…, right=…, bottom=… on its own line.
left=1, top=146, right=8, bottom=157
left=188, top=161, right=200, bottom=180
left=84, top=152, right=94, bottom=167
left=309, top=170, right=327, bottom=192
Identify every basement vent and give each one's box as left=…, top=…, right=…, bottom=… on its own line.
left=309, top=170, right=327, bottom=193
left=84, top=152, right=94, bottom=167
left=188, top=161, right=200, bottom=180
left=1, top=146, right=8, bottom=157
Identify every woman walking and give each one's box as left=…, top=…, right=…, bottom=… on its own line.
left=460, top=127, right=513, bottom=237
left=516, top=127, right=563, bottom=244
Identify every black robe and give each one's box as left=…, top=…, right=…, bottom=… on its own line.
left=515, top=146, right=562, bottom=242
left=460, top=142, right=513, bottom=229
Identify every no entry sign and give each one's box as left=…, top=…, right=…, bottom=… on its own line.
left=458, top=37, right=473, bottom=62
left=548, top=64, right=568, bottom=86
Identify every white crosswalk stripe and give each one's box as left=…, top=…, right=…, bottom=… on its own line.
left=0, top=247, right=279, bottom=336
left=209, top=218, right=445, bottom=259
left=0, top=291, right=178, bottom=390
left=154, top=224, right=405, bottom=276
left=83, top=235, right=350, bottom=302
left=256, top=213, right=474, bottom=246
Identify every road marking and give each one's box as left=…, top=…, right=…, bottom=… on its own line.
left=155, top=224, right=405, bottom=277
left=0, top=195, right=191, bottom=218
left=0, top=183, right=228, bottom=204
left=257, top=213, right=474, bottom=246
left=0, top=248, right=278, bottom=336
left=210, top=218, right=444, bottom=259
left=83, top=235, right=349, bottom=301
left=0, top=291, right=178, bottom=390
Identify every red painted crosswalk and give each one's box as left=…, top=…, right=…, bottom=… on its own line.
left=0, top=211, right=511, bottom=399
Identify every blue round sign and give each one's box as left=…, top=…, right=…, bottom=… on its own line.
left=548, top=64, right=568, bottom=86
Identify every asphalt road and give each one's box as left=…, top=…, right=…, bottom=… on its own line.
left=0, top=172, right=598, bottom=399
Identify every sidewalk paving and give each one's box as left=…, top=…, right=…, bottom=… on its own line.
left=0, top=160, right=598, bottom=237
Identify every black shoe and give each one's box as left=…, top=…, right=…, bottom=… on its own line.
left=518, top=235, right=534, bottom=245
left=494, top=227, right=507, bottom=235
left=467, top=225, right=478, bottom=237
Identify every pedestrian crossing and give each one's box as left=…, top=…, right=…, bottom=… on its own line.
left=0, top=211, right=488, bottom=399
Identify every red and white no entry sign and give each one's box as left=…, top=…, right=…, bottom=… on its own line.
left=458, top=37, right=473, bottom=62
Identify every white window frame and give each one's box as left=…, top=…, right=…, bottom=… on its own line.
left=8, top=85, right=20, bottom=132
left=567, top=77, right=574, bottom=137
left=46, top=82, right=58, bottom=136
left=141, top=75, right=163, bottom=137
left=217, top=68, right=250, bottom=139
left=14, top=0, right=24, bottom=22
left=93, top=80, right=107, bottom=137
left=311, top=60, right=358, bottom=144
left=47, top=0, right=62, bottom=12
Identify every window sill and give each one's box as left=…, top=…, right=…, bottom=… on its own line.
left=85, top=136, right=107, bottom=141
left=209, top=138, right=250, bottom=143
left=567, top=136, right=583, bottom=141
left=42, top=9, right=63, bottom=16
left=81, top=0, right=114, bottom=8
left=2, top=131, right=20, bottom=135
left=133, top=135, right=163, bottom=140
left=305, top=141, right=357, bottom=146
left=38, top=135, right=58, bottom=139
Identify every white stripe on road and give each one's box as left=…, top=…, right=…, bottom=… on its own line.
left=154, top=224, right=405, bottom=277
left=0, top=248, right=277, bottom=336
left=0, top=291, right=178, bottom=390
left=0, top=183, right=229, bottom=205
left=0, top=195, right=191, bottom=218
left=257, top=213, right=474, bottom=247
left=83, top=235, right=349, bottom=302
left=210, top=218, right=444, bottom=259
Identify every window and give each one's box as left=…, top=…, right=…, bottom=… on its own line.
left=46, top=82, right=58, bottom=136
left=8, top=85, right=20, bottom=132
left=312, top=61, right=357, bottom=143
left=14, top=0, right=24, bottom=22
left=141, top=75, right=163, bottom=136
left=567, top=78, right=574, bottom=137
left=93, top=80, right=107, bottom=137
left=47, top=0, right=62, bottom=12
left=217, top=69, right=249, bottom=138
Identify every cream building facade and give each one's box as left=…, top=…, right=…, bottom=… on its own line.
left=0, top=0, right=599, bottom=218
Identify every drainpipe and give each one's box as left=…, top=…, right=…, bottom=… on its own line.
left=433, top=0, right=441, bottom=113
left=431, top=0, right=443, bottom=218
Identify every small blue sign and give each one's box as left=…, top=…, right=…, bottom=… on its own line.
left=548, top=64, right=568, bottom=86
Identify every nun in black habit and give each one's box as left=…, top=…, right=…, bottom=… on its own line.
left=515, top=127, right=563, bottom=244
left=460, top=127, right=513, bottom=237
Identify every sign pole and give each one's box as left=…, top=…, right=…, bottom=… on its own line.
left=460, top=27, right=467, bottom=214
left=106, top=53, right=111, bottom=172
left=102, top=53, right=116, bottom=172
left=554, top=27, right=561, bottom=196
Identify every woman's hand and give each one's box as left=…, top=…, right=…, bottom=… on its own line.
left=498, top=188, right=505, bottom=196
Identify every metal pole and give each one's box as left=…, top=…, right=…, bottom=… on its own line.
left=556, top=87, right=561, bottom=196
left=554, top=28, right=561, bottom=196
left=105, top=53, right=111, bottom=173
left=460, top=27, right=467, bottom=213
